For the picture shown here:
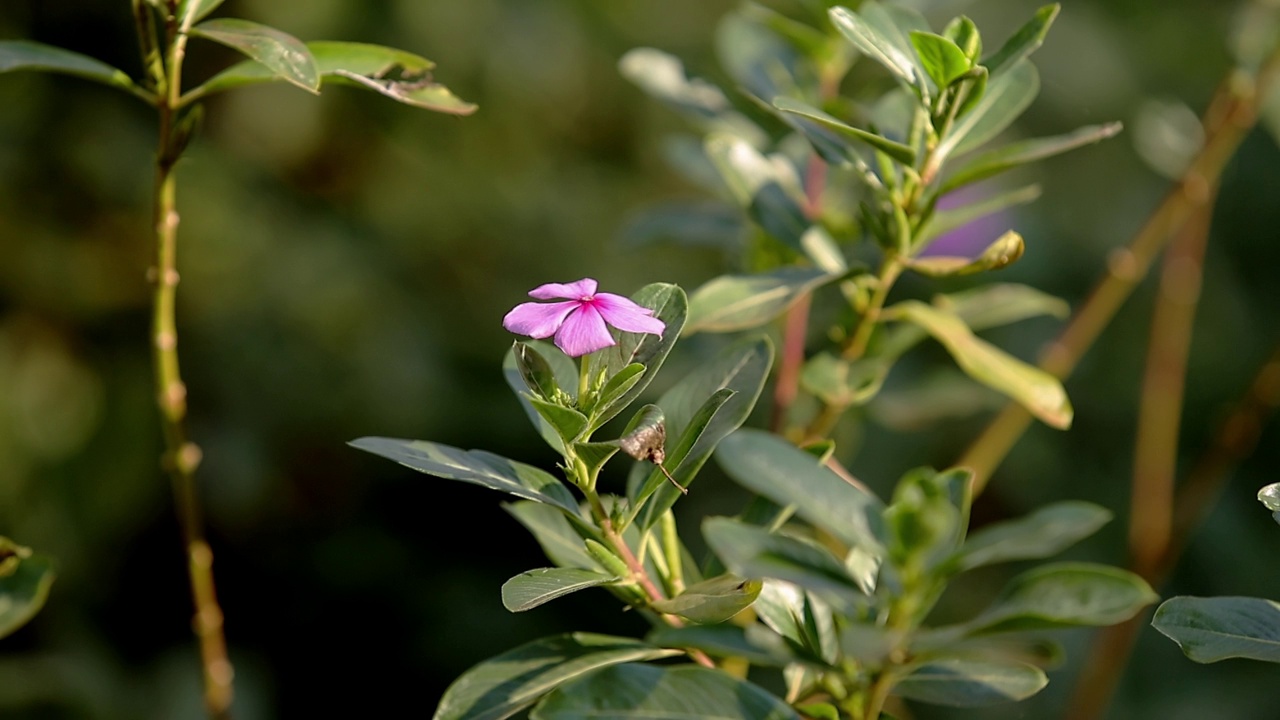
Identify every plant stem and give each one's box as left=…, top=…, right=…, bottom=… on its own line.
left=149, top=7, right=234, bottom=718
left=958, top=48, right=1280, bottom=494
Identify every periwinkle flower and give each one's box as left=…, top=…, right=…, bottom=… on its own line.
left=503, top=278, right=665, bottom=357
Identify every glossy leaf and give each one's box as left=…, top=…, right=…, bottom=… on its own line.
left=936, top=60, right=1040, bottom=161
left=513, top=342, right=559, bottom=400
left=954, top=501, right=1111, bottom=572
left=716, top=429, right=885, bottom=552
left=650, top=575, right=763, bottom=624
left=894, top=658, right=1047, bottom=706
left=505, top=501, right=597, bottom=570
left=703, top=517, right=866, bottom=600
left=647, top=624, right=794, bottom=667
left=909, top=230, right=1025, bottom=277
left=967, top=563, right=1157, bottom=634
left=349, top=437, right=578, bottom=514
left=1259, top=482, right=1280, bottom=525
left=1152, top=596, right=1280, bottom=663
left=191, top=19, right=320, bottom=93
left=0, top=553, right=55, bottom=640
left=503, top=342, right=579, bottom=453
left=529, top=397, right=588, bottom=445
left=983, top=4, right=1060, bottom=76
left=434, top=633, right=679, bottom=720
left=942, top=123, right=1124, bottom=192
left=829, top=6, right=915, bottom=83
left=774, top=96, right=916, bottom=165
left=915, top=185, right=1042, bottom=249
left=531, top=663, right=800, bottom=720
left=704, top=134, right=809, bottom=250
left=889, top=300, right=1072, bottom=429
left=192, top=41, right=476, bottom=114
left=600, top=283, right=688, bottom=409
left=630, top=336, right=773, bottom=528
left=911, top=32, right=971, bottom=89
left=0, top=41, right=140, bottom=95
left=502, top=568, right=619, bottom=612
left=687, top=268, right=840, bottom=333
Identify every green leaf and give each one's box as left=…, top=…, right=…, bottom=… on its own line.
left=504, top=501, right=598, bottom=570
left=773, top=97, right=916, bottom=165
left=687, top=268, right=840, bottom=334
left=529, top=397, right=589, bottom=445
left=0, top=41, right=141, bottom=96
left=434, top=633, right=680, bottom=720
left=966, top=562, right=1157, bottom=634
left=179, top=0, right=226, bottom=27
left=501, top=568, right=619, bottom=612
left=618, top=201, right=745, bottom=250
left=703, top=517, right=866, bottom=600
left=192, top=41, right=476, bottom=114
left=650, top=575, right=762, bottom=624
left=942, top=123, right=1124, bottom=192
left=513, top=342, right=559, bottom=400
left=954, top=501, right=1112, bottom=572
left=191, top=19, right=320, bottom=93
left=630, top=336, right=773, bottom=529
left=943, top=16, right=983, bottom=63
left=894, top=658, right=1048, bottom=706
left=908, top=230, right=1025, bottom=277
left=531, top=663, right=800, bottom=720
left=936, top=59, right=1040, bottom=161
left=504, top=342, right=579, bottom=454
left=888, top=300, right=1072, bottom=429
left=600, top=283, right=687, bottom=408
left=1259, top=482, right=1280, bottom=525
left=716, top=429, right=884, bottom=552
left=982, top=4, right=1060, bottom=76
left=618, top=48, right=727, bottom=122
left=647, top=624, right=795, bottom=667
left=828, top=6, right=916, bottom=84
left=1152, top=596, right=1280, bottom=663
left=910, top=32, right=971, bottom=89
left=915, top=185, right=1042, bottom=250
left=942, top=283, right=1070, bottom=330
left=349, top=437, right=578, bottom=514
left=796, top=703, right=840, bottom=720
left=0, top=552, right=55, bottom=640
left=587, top=363, right=646, bottom=430
left=704, top=134, right=810, bottom=250
left=800, top=352, right=892, bottom=408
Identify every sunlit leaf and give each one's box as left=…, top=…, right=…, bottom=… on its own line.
left=687, top=268, right=841, bottom=334
left=774, top=97, right=916, bottom=165
left=191, top=18, right=320, bottom=93
left=1259, top=482, right=1280, bottom=525
left=501, top=568, right=619, bottom=612
left=942, top=123, right=1123, bottom=192
left=649, top=575, right=763, bottom=624
left=935, top=59, right=1039, bottom=161
left=982, top=4, right=1060, bottom=76
left=600, top=283, right=688, bottom=409
left=894, top=658, right=1047, bottom=706
left=829, top=5, right=915, bottom=83
left=908, top=230, right=1025, bottom=277
left=910, top=31, right=971, bottom=89
left=704, top=134, right=810, bottom=250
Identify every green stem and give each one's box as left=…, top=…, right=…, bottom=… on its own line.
left=578, top=352, right=592, bottom=405
left=149, top=6, right=234, bottom=718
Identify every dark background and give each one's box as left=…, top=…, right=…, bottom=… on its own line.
left=1, top=1, right=1278, bottom=718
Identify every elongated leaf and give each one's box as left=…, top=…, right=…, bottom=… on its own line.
left=704, top=134, right=809, bottom=250
left=894, top=658, right=1047, bottom=706
left=647, top=624, right=794, bottom=667
left=967, top=563, right=1157, bottom=634
left=650, top=575, right=762, bottom=624
left=631, top=389, right=735, bottom=529
left=687, top=268, right=839, bottom=333
left=505, top=501, right=597, bottom=570
left=0, top=553, right=55, bottom=640
left=954, top=501, right=1111, bottom=572
left=502, top=568, right=619, bottom=612
left=513, top=342, right=560, bottom=400
left=531, top=663, right=799, bottom=720
left=600, top=283, right=687, bottom=408
left=630, top=336, right=773, bottom=529
left=350, top=437, right=578, bottom=514
left=983, top=4, right=1060, bottom=76
left=915, top=185, right=1042, bottom=249
left=716, top=429, right=884, bottom=552
left=909, top=230, right=1025, bottom=277
left=179, top=0, right=226, bottom=27
left=703, top=517, right=866, bottom=600
left=192, top=18, right=320, bottom=93
left=587, top=363, right=646, bottom=430
left=889, top=300, right=1072, bottom=429
left=0, top=41, right=140, bottom=95
left=1152, top=596, right=1280, bottom=663
left=192, top=41, right=475, bottom=114
left=936, top=59, right=1039, bottom=161
left=942, top=123, right=1123, bottom=192
left=829, top=6, right=915, bottom=83
left=943, top=283, right=1070, bottom=330
left=434, top=633, right=679, bottom=720
left=911, top=32, right=971, bottom=89
left=774, top=97, right=916, bottom=165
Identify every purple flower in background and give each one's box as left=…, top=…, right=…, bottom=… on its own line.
left=503, top=278, right=665, bottom=357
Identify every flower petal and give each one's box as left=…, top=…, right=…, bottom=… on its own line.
left=593, top=293, right=666, bottom=337
left=554, top=303, right=616, bottom=357
left=503, top=300, right=579, bottom=339
left=528, top=278, right=598, bottom=300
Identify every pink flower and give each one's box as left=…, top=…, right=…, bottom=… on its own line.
left=503, top=278, right=665, bottom=357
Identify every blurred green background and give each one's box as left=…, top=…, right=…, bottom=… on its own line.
left=1, top=0, right=1278, bottom=718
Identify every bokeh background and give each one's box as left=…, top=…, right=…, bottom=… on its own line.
left=2, top=0, right=1279, bottom=718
